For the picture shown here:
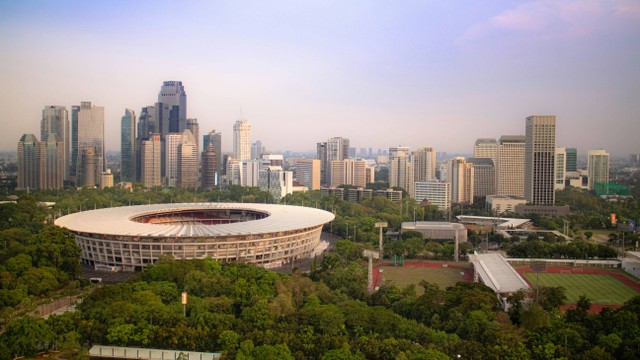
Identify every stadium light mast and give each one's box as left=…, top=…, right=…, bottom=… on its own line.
left=375, top=222, right=388, bottom=259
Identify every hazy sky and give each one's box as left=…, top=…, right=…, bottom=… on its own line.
left=1, top=0, right=639, bottom=156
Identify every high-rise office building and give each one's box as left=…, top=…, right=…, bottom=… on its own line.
left=317, top=142, right=328, bottom=186
left=136, top=106, right=156, bottom=181
left=156, top=81, right=187, bottom=136
left=587, top=149, right=610, bottom=190
left=565, top=147, right=577, bottom=172
left=41, top=106, right=69, bottom=180
left=412, top=146, right=437, bottom=182
left=186, top=118, right=199, bottom=152
left=327, top=137, right=350, bottom=184
left=201, top=143, right=217, bottom=190
left=164, top=133, right=182, bottom=187
left=330, top=159, right=369, bottom=188
left=447, top=157, right=474, bottom=204
left=467, top=157, right=495, bottom=198
left=390, top=152, right=414, bottom=197
left=72, top=102, right=104, bottom=187
left=554, top=147, right=566, bottom=191
left=296, top=159, right=321, bottom=190
left=121, top=109, right=136, bottom=182
left=525, top=115, right=556, bottom=205
left=80, top=147, right=96, bottom=188
left=389, top=146, right=410, bottom=159
left=203, top=130, right=223, bottom=184
left=414, top=181, right=451, bottom=210
left=38, top=133, right=64, bottom=190
left=251, top=140, right=265, bottom=160
left=177, top=129, right=198, bottom=189
left=141, top=134, right=161, bottom=188
left=473, top=138, right=498, bottom=166
left=17, top=134, right=39, bottom=190
left=497, top=135, right=526, bottom=197
left=137, top=106, right=156, bottom=139
left=233, top=120, right=251, bottom=161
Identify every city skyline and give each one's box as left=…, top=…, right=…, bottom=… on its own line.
left=1, top=1, right=639, bottom=156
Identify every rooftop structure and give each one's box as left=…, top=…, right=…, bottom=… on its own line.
left=56, top=203, right=334, bottom=271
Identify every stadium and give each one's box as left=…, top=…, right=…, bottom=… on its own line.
left=55, top=203, right=335, bottom=271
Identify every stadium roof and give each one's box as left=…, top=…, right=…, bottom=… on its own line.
left=55, top=203, right=334, bottom=237
left=456, top=215, right=531, bottom=229
left=468, top=252, right=531, bottom=294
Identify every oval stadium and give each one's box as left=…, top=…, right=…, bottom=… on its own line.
left=55, top=203, right=335, bottom=271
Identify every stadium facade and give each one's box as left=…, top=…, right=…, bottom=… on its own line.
left=55, top=203, right=334, bottom=271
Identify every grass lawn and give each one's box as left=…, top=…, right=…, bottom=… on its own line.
left=380, top=266, right=466, bottom=295
left=523, top=273, right=638, bottom=304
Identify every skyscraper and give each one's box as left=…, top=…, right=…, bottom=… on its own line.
left=330, top=159, right=369, bottom=188
left=41, top=106, right=69, bottom=180
left=80, top=147, right=96, bottom=188
left=201, top=143, right=217, bottom=190
left=72, top=102, right=104, bottom=187
left=233, top=120, right=251, bottom=161
left=554, top=147, right=566, bottom=191
left=587, top=149, right=610, bottom=190
left=467, top=157, right=495, bottom=198
left=412, top=146, right=437, bottom=182
left=156, top=81, right=187, bottom=136
left=565, top=147, right=577, bottom=172
left=141, top=134, right=161, bottom=188
left=390, top=152, right=414, bottom=197
left=165, top=133, right=182, bottom=187
left=447, top=157, right=474, bottom=204
left=177, top=129, right=198, bottom=189
left=326, top=137, right=349, bottom=186
left=316, top=142, right=328, bottom=186
left=296, top=159, right=321, bottom=190
left=186, top=118, right=199, bottom=153
left=497, top=135, right=526, bottom=197
left=120, top=109, right=136, bottom=182
left=39, top=133, right=64, bottom=190
left=17, top=134, right=39, bottom=190
left=203, top=130, right=222, bottom=184
left=525, top=115, right=556, bottom=205
left=473, top=138, right=498, bottom=166
left=251, top=140, right=265, bottom=160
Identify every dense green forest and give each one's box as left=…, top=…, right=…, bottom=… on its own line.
left=1, top=178, right=639, bottom=359
left=1, top=250, right=639, bottom=359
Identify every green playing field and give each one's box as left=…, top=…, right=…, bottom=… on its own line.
left=523, top=272, right=638, bottom=305
left=379, top=266, right=467, bottom=295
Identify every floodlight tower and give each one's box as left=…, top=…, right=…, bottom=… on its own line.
left=375, top=222, right=388, bottom=259
left=363, top=249, right=380, bottom=293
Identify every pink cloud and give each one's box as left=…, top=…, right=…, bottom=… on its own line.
left=458, top=0, right=639, bottom=44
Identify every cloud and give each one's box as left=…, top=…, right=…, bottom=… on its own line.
left=458, top=0, right=640, bottom=44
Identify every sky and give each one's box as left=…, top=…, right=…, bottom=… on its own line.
left=1, top=0, right=639, bottom=156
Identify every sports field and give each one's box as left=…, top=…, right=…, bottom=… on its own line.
left=379, top=265, right=469, bottom=294
left=523, top=272, right=638, bottom=305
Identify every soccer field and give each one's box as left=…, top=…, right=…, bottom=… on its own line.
left=523, top=273, right=639, bottom=305
left=380, top=266, right=467, bottom=294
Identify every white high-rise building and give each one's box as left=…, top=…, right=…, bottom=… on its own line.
left=587, top=149, right=610, bottom=190
left=467, top=158, right=495, bottom=198
left=555, top=147, right=566, bottom=191
left=497, top=135, right=526, bottom=197
left=177, top=129, right=198, bottom=189
left=330, top=159, right=369, bottom=188
left=41, top=106, right=70, bottom=180
left=72, top=101, right=104, bottom=187
left=412, top=146, right=437, bottom=182
left=525, top=115, right=556, bottom=205
left=447, top=157, right=474, bottom=204
left=473, top=138, right=498, bottom=166
left=414, top=181, right=451, bottom=211
left=390, top=152, right=414, bottom=197
left=141, top=134, right=161, bottom=188
left=164, top=134, right=182, bottom=187
left=233, top=120, right=252, bottom=161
